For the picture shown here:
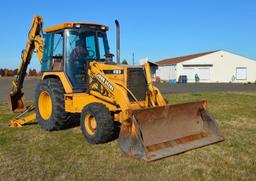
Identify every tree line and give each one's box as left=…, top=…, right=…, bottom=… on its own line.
left=0, top=68, right=40, bottom=77
left=0, top=59, right=128, bottom=77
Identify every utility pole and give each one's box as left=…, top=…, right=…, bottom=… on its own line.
left=132, top=52, right=135, bottom=65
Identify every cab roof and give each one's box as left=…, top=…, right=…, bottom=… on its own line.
left=44, top=22, right=109, bottom=33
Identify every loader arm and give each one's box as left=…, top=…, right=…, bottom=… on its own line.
left=88, top=61, right=131, bottom=121
left=88, top=61, right=168, bottom=122
left=8, top=16, right=44, bottom=113
left=144, top=63, right=166, bottom=107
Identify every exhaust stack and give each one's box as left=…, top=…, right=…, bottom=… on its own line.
left=115, top=20, right=120, bottom=64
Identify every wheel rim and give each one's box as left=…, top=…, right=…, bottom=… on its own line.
left=38, top=91, right=53, bottom=120
left=84, top=113, right=97, bottom=136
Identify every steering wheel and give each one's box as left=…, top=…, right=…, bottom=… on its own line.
left=87, top=49, right=95, bottom=58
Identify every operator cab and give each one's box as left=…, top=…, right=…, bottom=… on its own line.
left=41, top=22, right=111, bottom=91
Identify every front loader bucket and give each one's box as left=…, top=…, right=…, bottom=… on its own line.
left=118, top=101, right=224, bottom=161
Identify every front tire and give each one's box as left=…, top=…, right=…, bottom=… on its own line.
left=80, top=103, right=115, bottom=144
left=35, top=78, right=70, bottom=131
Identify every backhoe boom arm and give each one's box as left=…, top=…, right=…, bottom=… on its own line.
left=8, top=16, right=44, bottom=113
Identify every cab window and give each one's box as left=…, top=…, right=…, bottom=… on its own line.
left=98, top=32, right=106, bottom=59
left=52, top=32, right=64, bottom=71
left=41, top=33, right=53, bottom=72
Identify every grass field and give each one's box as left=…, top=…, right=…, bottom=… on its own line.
left=0, top=92, right=255, bottom=180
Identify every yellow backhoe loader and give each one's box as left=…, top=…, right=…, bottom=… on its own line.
left=8, top=16, right=224, bottom=161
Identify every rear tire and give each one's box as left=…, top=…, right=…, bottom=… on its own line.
left=35, top=78, right=70, bottom=131
left=80, top=103, right=115, bottom=144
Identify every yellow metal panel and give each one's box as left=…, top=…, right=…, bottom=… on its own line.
left=97, top=62, right=142, bottom=69
left=106, top=74, right=124, bottom=82
left=96, top=63, right=126, bottom=85
left=106, top=74, right=125, bottom=86
left=42, top=72, right=73, bottom=93
left=65, top=93, right=119, bottom=113
left=44, top=22, right=109, bottom=32
left=97, top=63, right=124, bottom=70
left=9, top=113, right=36, bottom=127
left=127, top=101, right=146, bottom=110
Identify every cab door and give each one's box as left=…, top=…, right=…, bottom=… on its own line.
left=41, top=31, right=64, bottom=72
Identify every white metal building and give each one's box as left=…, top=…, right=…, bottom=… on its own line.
left=155, top=50, right=256, bottom=83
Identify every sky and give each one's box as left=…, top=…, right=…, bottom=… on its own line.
left=0, top=0, right=255, bottom=70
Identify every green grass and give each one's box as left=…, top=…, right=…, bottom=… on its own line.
left=0, top=92, right=256, bottom=180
